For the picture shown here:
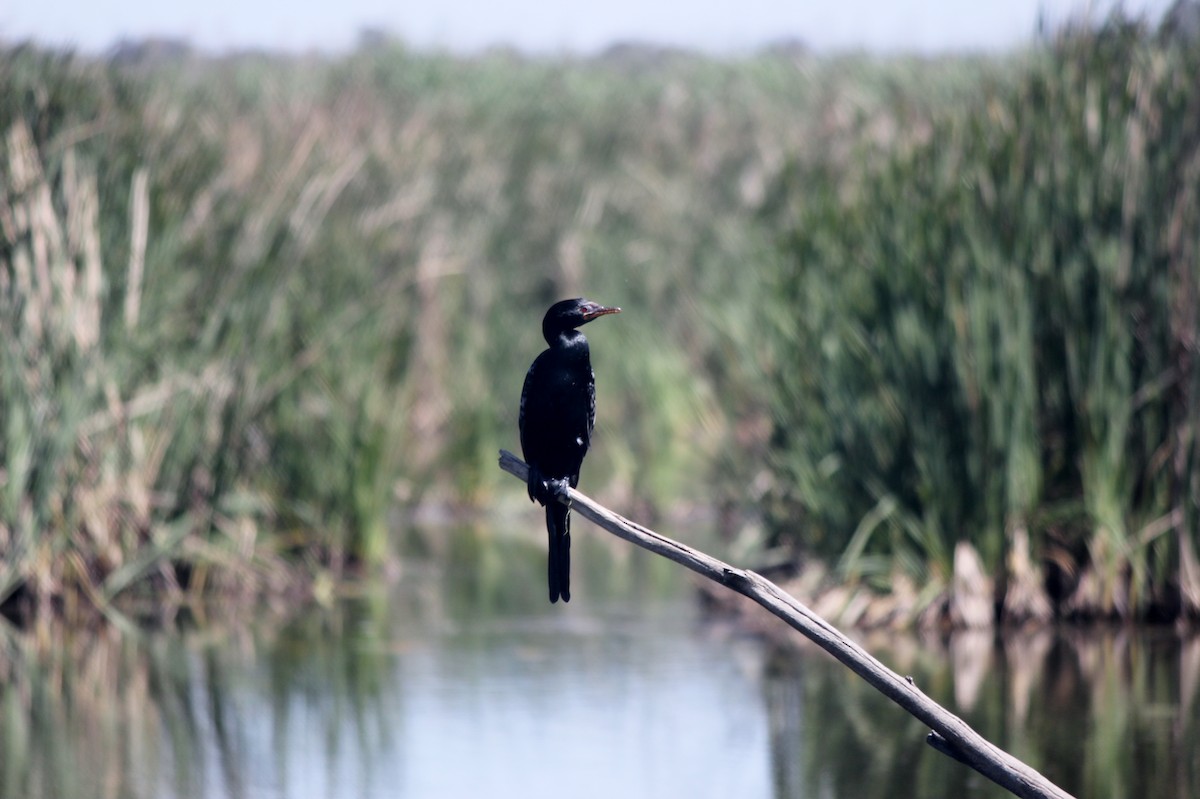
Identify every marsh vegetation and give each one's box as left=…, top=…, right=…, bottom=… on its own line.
left=1, top=14, right=1197, bottom=626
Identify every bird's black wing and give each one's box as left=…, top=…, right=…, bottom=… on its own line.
left=571, top=365, right=596, bottom=489
left=586, top=365, right=596, bottom=441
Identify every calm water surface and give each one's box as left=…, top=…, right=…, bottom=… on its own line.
left=0, top=527, right=1196, bottom=798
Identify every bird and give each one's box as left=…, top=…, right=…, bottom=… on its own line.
left=519, top=297, right=621, bottom=603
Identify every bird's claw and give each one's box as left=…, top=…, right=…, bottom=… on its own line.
left=547, top=478, right=571, bottom=504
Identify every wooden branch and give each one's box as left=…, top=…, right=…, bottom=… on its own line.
left=498, top=450, right=1075, bottom=799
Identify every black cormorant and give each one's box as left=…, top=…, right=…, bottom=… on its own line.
left=519, top=298, right=621, bottom=603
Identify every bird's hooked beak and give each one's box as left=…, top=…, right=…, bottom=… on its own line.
left=580, top=302, right=621, bottom=322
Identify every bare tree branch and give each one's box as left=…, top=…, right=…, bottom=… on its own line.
left=498, top=449, right=1075, bottom=799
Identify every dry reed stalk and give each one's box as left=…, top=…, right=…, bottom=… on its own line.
left=1003, top=525, right=1052, bottom=624
left=125, top=166, right=149, bottom=330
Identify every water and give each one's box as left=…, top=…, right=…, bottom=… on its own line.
left=0, top=528, right=1196, bottom=798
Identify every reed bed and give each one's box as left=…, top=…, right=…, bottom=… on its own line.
left=3, top=17, right=1195, bottom=623
left=766, top=17, right=1200, bottom=621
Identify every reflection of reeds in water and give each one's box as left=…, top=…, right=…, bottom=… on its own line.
left=1002, top=627, right=1053, bottom=727
left=0, top=619, right=173, bottom=798
left=762, top=627, right=1200, bottom=798
left=1181, top=634, right=1200, bottom=724
left=0, top=594, right=400, bottom=799
left=948, top=628, right=992, bottom=710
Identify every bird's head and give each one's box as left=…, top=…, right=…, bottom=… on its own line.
left=542, top=298, right=621, bottom=343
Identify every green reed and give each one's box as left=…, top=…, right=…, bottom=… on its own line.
left=767, top=17, right=1200, bottom=619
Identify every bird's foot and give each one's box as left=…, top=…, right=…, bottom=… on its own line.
left=547, top=477, right=571, bottom=504
left=526, top=466, right=551, bottom=506
left=526, top=466, right=571, bottom=506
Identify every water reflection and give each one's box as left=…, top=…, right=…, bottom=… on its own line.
left=765, top=626, right=1200, bottom=799
left=0, top=528, right=1197, bottom=799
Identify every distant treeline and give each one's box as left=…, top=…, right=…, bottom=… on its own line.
left=1, top=15, right=1196, bottom=621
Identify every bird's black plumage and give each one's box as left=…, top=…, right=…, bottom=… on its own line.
left=519, top=298, right=621, bottom=603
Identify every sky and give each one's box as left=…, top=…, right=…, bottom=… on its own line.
left=0, top=0, right=1178, bottom=56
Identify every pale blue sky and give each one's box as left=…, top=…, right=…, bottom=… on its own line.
left=0, top=0, right=1175, bottom=55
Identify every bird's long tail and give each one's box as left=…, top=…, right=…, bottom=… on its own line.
left=546, top=503, right=571, bottom=603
